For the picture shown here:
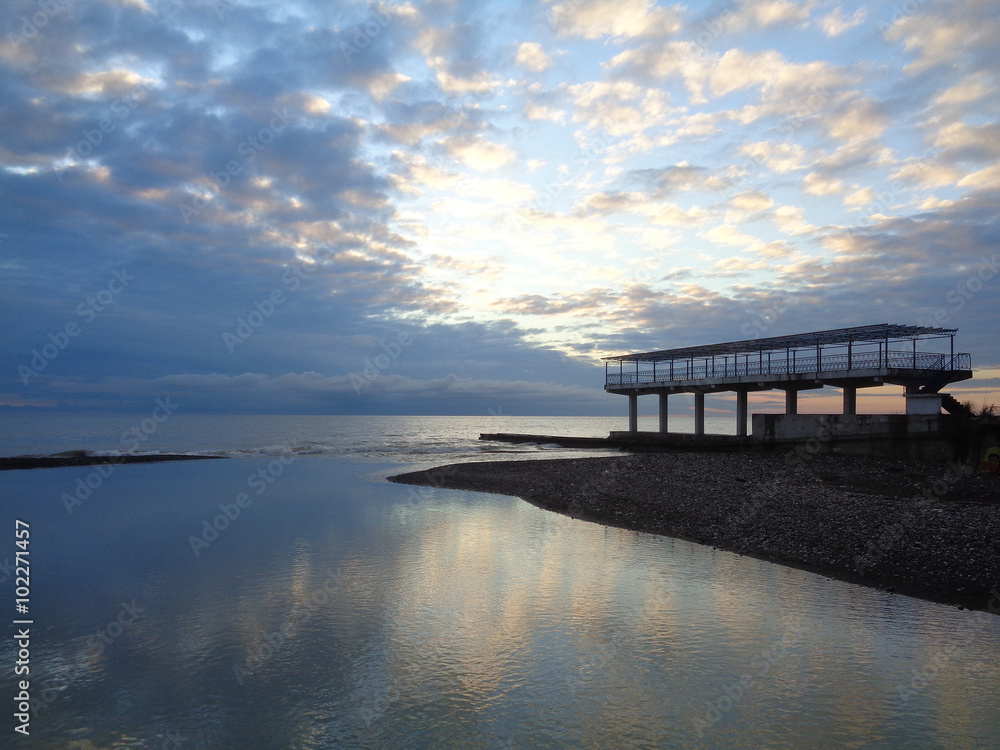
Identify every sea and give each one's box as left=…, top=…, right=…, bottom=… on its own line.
left=1, top=413, right=998, bottom=749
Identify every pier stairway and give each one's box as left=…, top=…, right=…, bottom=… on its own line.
left=941, top=393, right=973, bottom=415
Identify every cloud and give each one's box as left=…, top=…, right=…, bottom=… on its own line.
left=567, top=80, right=672, bottom=137
left=627, top=163, right=733, bottom=195
left=804, top=172, right=845, bottom=196
left=603, top=41, right=715, bottom=102
left=889, top=158, right=961, bottom=188
left=577, top=191, right=706, bottom=225
left=441, top=135, right=516, bottom=171
left=933, top=72, right=994, bottom=107
left=958, top=164, right=1000, bottom=190
left=702, top=224, right=761, bottom=248
left=550, top=0, right=681, bottom=40
left=773, top=206, right=817, bottom=236
left=740, top=141, right=806, bottom=173
left=391, top=151, right=462, bottom=192
left=377, top=101, right=480, bottom=145
left=824, top=98, right=887, bottom=142
left=515, top=41, right=553, bottom=72
left=2, top=0, right=998, bottom=419
left=415, top=22, right=502, bottom=94
left=523, top=103, right=567, bottom=123
left=726, top=0, right=814, bottom=31
left=885, top=1, right=998, bottom=75
left=844, top=187, right=874, bottom=207
left=819, top=6, right=867, bottom=36
left=727, top=190, right=774, bottom=213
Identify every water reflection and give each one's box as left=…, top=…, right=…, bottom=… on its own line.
left=1, top=458, right=998, bottom=749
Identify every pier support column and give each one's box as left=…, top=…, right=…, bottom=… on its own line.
left=843, top=386, right=857, bottom=415
left=628, top=394, right=638, bottom=433
left=736, top=390, right=748, bottom=437
left=658, top=393, right=669, bottom=434
left=694, top=392, right=705, bottom=436
left=785, top=389, right=798, bottom=415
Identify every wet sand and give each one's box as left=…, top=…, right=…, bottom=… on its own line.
left=390, top=452, right=1000, bottom=614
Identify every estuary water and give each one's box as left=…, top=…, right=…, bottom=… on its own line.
left=1, top=415, right=998, bottom=748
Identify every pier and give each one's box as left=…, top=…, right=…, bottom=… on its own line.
left=602, top=324, right=972, bottom=436
left=480, top=324, right=980, bottom=461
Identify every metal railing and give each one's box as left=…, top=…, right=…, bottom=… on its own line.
left=606, top=351, right=971, bottom=386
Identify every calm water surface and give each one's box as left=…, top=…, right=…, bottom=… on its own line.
left=0, top=413, right=735, bottom=460
left=0, top=417, right=998, bottom=748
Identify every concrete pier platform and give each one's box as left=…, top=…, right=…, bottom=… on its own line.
left=479, top=433, right=612, bottom=448
left=480, top=431, right=754, bottom=451
left=481, top=413, right=988, bottom=463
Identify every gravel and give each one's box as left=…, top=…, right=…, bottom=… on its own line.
left=389, top=452, right=1000, bottom=614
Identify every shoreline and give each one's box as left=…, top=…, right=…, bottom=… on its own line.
left=0, top=452, right=226, bottom=471
left=389, top=452, right=1000, bottom=615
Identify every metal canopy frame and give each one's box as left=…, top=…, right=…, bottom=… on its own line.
left=601, top=324, right=958, bottom=363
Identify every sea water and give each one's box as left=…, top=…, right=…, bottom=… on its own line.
left=0, top=413, right=734, bottom=462
left=0, top=415, right=998, bottom=748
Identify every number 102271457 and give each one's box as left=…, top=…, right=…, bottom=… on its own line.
left=15, top=520, right=30, bottom=616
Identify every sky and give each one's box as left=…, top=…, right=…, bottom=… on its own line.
left=1, top=0, right=998, bottom=417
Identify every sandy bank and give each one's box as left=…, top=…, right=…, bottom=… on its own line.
left=389, top=452, right=1000, bottom=614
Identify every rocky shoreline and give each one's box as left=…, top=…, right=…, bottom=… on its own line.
left=0, top=452, right=225, bottom=471
left=389, top=452, right=1000, bottom=614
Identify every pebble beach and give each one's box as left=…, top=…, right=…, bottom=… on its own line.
left=390, top=451, right=1000, bottom=613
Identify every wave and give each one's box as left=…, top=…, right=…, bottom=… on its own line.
left=4, top=430, right=627, bottom=472
left=16, top=440, right=612, bottom=463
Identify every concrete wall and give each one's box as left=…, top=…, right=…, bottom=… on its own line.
left=751, top=414, right=971, bottom=461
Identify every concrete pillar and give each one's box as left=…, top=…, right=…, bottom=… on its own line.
left=658, top=392, right=669, bottom=434
left=843, top=386, right=857, bottom=415
left=785, top=389, right=798, bottom=415
left=736, top=390, right=748, bottom=436
left=628, top=394, right=638, bottom=433
left=694, top=392, right=705, bottom=436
